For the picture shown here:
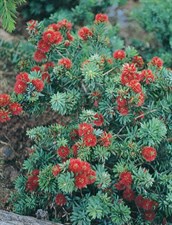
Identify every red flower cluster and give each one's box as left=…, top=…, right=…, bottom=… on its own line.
left=78, top=123, right=94, bottom=136
left=95, top=14, right=109, bottom=23
left=69, top=158, right=96, bottom=189
left=57, top=146, right=70, bottom=159
left=123, top=188, right=135, bottom=201
left=78, top=27, right=93, bottom=40
left=115, top=171, right=133, bottom=190
left=26, top=169, right=39, bottom=192
left=78, top=123, right=97, bottom=147
left=141, top=146, right=157, bottom=162
left=27, top=20, right=38, bottom=33
left=116, top=96, right=129, bottom=115
left=113, top=50, right=126, bottom=60
left=132, top=55, right=144, bottom=68
left=99, top=131, right=112, bottom=147
left=55, top=193, right=67, bottom=206
left=0, top=94, right=22, bottom=123
left=14, top=72, right=30, bottom=94
left=94, top=113, right=104, bottom=126
left=150, top=56, right=163, bottom=68
left=140, top=69, right=155, bottom=84
left=52, top=164, right=61, bottom=176
left=32, top=79, right=44, bottom=92
left=58, top=58, right=72, bottom=69
left=135, top=195, right=158, bottom=221
left=83, top=133, right=97, bottom=147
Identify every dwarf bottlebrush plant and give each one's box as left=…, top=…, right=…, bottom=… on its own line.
left=5, top=14, right=172, bottom=224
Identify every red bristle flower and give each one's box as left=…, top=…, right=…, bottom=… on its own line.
left=150, top=56, right=163, bottom=68
left=9, top=102, right=22, bottom=115
left=47, top=23, right=59, bottom=31
left=99, top=131, right=112, bottom=147
left=75, top=173, right=88, bottom=189
left=142, top=198, right=155, bottom=211
left=55, top=193, right=67, bottom=206
left=67, top=32, right=74, bottom=41
left=144, top=211, right=156, bottom=221
left=95, top=13, right=109, bottom=23
left=87, top=169, right=96, bottom=185
left=32, top=169, right=40, bottom=176
left=34, top=50, right=46, bottom=62
left=120, top=171, right=132, bottom=186
left=72, top=143, right=79, bottom=157
left=116, top=96, right=127, bottom=107
left=54, top=31, right=63, bottom=44
left=80, top=161, right=91, bottom=174
left=42, top=72, right=51, bottom=83
left=83, top=133, right=97, bottom=147
left=69, top=158, right=82, bottom=173
left=42, top=30, right=57, bottom=44
left=117, top=106, right=129, bottom=116
left=16, top=72, right=30, bottom=82
left=137, top=92, right=145, bottom=107
left=27, top=20, right=38, bottom=31
left=42, top=61, right=55, bottom=71
left=94, top=113, right=104, bottom=126
left=32, top=79, right=44, bottom=92
left=132, top=55, right=144, bottom=68
left=78, top=123, right=94, bottom=136
left=26, top=174, right=39, bottom=192
left=121, top=63, right=137, bottom=85
left=57, top=146, right=70, bottom=159
left=31, top=66, right=41, bottom=72
left=0, top=94, right=10, bottom=107
left=78, top=27, right=93, bottom=40
left=58, top=58, right=72, bottom=69
left=0, top=110, right=10, bottom=123
left=57, top=19, right=72, bottom=31
left=14, top=80, right=27, bottom=94
left=113, top=50, right=126, bottom=60
left=135, top=195, right=144, bottom=208
left=128, top=79, right=142, bottom=93
left=142, top=146, right=157, bottom=162
left=123, top=188, right=135, bottom=201
left=37, top=39, right=51, bottom=53
left=52, top=164, right=61, bottom=176
left=114, top=181, right=125, bottom=191
left=140, top=69, right=155, bottom=84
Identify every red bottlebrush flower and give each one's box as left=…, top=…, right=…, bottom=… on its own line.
left=70, top=129, right=79, bottom=141
left=52, top=164, right=61, bottom=176
left=95, top=13, right=109, bottom=23
left=55, top=193, right=67, bottom=206
left=9, top=102, right=22, bottom=115
left=47, top=23, right=59, bottom=31
left=87, top=169, right=96, bottom=185
left=26, top=175, right=39, bottom=191
left=14, top=80, right=27, bottom=94
left=135, top=195, right=144, bottom=208
left=75, top=173, right=88, bottom=189
left=137, top=92, right=145, bottom=107
left=32, top=169, right=40, bottom=176
left=114, top=181, right=125, bottom=191
left=58, top=58, right=72, bottom=69
left=83, top=133, right=97, bottom=147
left=0, top=94, right=10, bottom=107
left=120, top=171, right=132, bottom=186
left=37, top=39, right=51, bottom=53
left=142, top=146, right=157, bottom=162
left=123, top=188, right=135, bottom=201
left=69, top=158, right=82, bottom=173
left=27, top=20, right=38, bottom=31
left=94, top=113, right=104, bottom=126
left=32, top=79, right=44, bottom=92
left=80, top=161, right=91, bottom=174
left=132, top=55, right=144, bottom=68
left=31, top=66, right=41, bottom=72
left=128, top=79, right=142, bottom=93
left=54, top=31, right=63, bottom=44
left=42, top=72, right=51, bottom=83
left=0, top=110, right=10, bottom=123
left=42, top=30, right=57, bottom=44
left=117, top=106, right=129, bottom=115
left=57, top=146, right=70, bottom=159
left=78, top=27, right=93, bottom=40
left=16, top=72, right=30, bottom=82
left=116, top=96, right=127, bottom=107
left=141, top=69, right=155, bottom=84
left=113, top=50, right=126, bottom=60
left=150, top=56, right=163, bottom=68
left=42, top=61, right=55, bottom=71
left=57, top=19, right=72, bottom=31
left=142, top=198, right=155, bottom=211
left=34, top=50, right=46, bottom=62
left=72, top=143, right=79, bottom=157
left=121, top=63, right=137, bottom=85
left=144, top=211, right=156, bottom=221
left=67, top=32, right=74, bottom=41
left=99, top=131, right=112, bottom=147
left=78, top=123, right=94, bottom=136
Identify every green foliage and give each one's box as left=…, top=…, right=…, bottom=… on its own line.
left=0, top=0, right=26, bottom=32
left=58, top=172, right=75, bottom=193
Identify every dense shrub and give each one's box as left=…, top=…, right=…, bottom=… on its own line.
left=1, top=14, right=172, bottom=224
left=132, top=0, right=172, bottom=67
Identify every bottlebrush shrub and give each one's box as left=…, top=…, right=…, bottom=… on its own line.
left=8, top=14, right=172, bottom=224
